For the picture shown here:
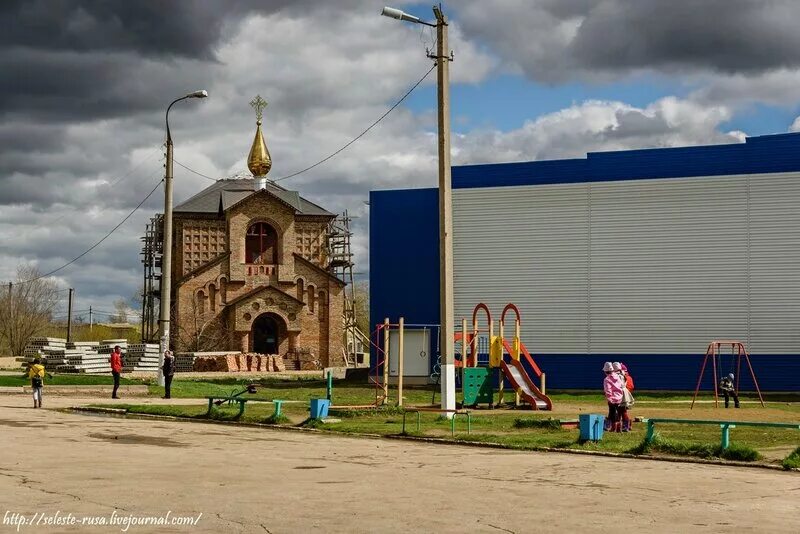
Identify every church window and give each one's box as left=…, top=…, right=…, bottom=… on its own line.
left=246, top=222, right=278, bottom=264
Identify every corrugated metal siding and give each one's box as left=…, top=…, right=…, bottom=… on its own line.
left=453, top=184, right=589, bottom=352
left=749, top=174, right=800, bottom=354
left=453, top=172, right=800, bottom=357
left=589, top=175, right=748, bottom=353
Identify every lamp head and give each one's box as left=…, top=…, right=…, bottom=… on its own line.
left=187, top=90, right=208, bottom=99
left=381, top=6, right=422, bottom=24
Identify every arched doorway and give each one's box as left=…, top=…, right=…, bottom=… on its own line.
left=252, top=313, right=284, bottom=354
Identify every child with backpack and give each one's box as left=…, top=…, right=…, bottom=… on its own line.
left=27, top=357, right=49, bottom=409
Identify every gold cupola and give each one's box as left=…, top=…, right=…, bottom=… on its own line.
left=247, top=95, right=272, bottom=180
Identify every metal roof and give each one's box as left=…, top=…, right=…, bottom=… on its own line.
left=174, top=177, right=333, bottom=216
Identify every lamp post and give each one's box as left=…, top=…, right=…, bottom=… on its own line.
left=382, top=5, right=456, bottom=416
left=158, top=90, right=208, bottom=387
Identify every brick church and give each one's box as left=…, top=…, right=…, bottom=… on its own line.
left=169, top=96, right=345, bottom=367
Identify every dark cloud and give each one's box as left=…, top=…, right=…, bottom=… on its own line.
left=572, top=0, right=800, bottom=74
left=2, top=0, right=242, bottom=58
left=457, top=0, right=800, bottom=81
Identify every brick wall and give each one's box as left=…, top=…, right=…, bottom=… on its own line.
left=171, top=190, right=346, bottom=364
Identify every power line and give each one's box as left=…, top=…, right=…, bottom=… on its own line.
left=173, top=64, right=437, bottom=185
left=12, top=179, right=164, bottom=287
left=272, top=63, right=435, bottom=183
left=173, top=158, right=221, bottom=181
left=13, top=147, right=163, bottom=238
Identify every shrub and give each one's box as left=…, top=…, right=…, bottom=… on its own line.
left=629, top=434, right=761, bottom=462
left=782, top=447, right=800, bottom=470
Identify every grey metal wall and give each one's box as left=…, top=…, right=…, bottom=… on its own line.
left=452, top=172, right=800, bottom=355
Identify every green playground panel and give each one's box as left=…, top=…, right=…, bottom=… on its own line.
left=463, top=367, right=493, bottom=405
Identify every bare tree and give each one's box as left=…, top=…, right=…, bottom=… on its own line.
left=353, top=280, right=370, bottom=335
left=173, top=294, right=231, bottom=352
left=0, top=266, right=60, bottom=356
left=110, top=298, right=129, bottom=323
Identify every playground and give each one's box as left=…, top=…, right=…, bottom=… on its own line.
left=1, top=396, right=799, bottom=533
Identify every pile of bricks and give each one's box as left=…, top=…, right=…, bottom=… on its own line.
left=184, top=353, right=285, bottom=372
left=173, top=351, right=234, bottom=372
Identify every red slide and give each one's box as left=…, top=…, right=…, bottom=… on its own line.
left=500, top=338, right=552, bottom=410
left=500, top=359, right=552, bottom=410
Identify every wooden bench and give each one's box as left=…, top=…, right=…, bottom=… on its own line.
left=402, top=408, right=472, bottom=436
left=644, top=418, right=800, bottom=449
left=206, top=396, right=249, bottom=418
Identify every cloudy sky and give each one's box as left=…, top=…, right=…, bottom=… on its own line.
left=3, top=0, right=800, bottom=321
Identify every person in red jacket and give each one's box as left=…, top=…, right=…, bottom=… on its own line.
left=620, top=363, right=634, bottom=431
left=109, top=345, right=123, bottom=399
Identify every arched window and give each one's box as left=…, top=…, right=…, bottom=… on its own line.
left=219, top=277, right=227, bottom=304
left=197, top=290, right=207, bottom=315
left=296, top=278, right=305, bottom=302
left=245, top=222, right=278, bottom=264
left=307, top=284, right=316, bottom=313
left=208, top=283, right=217, bottom=313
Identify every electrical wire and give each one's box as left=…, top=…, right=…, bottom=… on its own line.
left=12, top=147, right=163, bottom=238
left=173, top=159, right=221, bottom=182
left=11, top=179, right=165, bottom=287
left=173, top=64, right=437, bottom=185
left=271, top=63, right=435, bottom=183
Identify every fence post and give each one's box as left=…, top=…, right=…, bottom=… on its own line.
left=645, top=420, right=656, bottom=444
left=720, top=424, right=734, bottom=450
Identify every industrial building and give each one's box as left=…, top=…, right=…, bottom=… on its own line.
left=370, top=132, right=800, bottom=391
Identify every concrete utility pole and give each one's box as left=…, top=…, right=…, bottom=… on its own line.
left=89, top=306, right=93, bottom=332
left=66, top=288, right=74, bottom=343
left=433, top=5, right=456, bottom=416
left=159, top=90, right=208, bottom=387
left=382, top=4, right=456, bottom=416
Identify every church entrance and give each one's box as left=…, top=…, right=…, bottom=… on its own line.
left=252, top=313, right=284, bottom=355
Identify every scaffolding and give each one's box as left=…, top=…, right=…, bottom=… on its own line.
left=327, top=211, right=368, bottom=366
left=140, top=214, right=163, bottom=343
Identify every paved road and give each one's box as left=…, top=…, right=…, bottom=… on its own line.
left=0, top=397, right=798, bottom=533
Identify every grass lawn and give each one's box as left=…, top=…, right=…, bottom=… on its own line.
left=95, top=377, right=800, bottom=468
left=0, top=374, right=139, bottom=387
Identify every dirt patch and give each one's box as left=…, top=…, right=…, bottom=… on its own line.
left=87, top=432, right=186, bottom=448
left=0, top=419, right=45, bottom=428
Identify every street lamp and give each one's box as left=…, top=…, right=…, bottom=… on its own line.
left=158, top=90, right=208, bottom=387
left=382, top=5, right=456, bottom=416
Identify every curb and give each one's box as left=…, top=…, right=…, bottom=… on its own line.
left=66, top=406, right=798, bottom=473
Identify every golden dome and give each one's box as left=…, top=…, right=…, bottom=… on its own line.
left=247, top=119, right=272, bottom=177
left=247, top=94, right=272, bottom=177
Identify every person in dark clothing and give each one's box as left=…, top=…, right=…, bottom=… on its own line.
left=109, top=345, right=123, bottom=399
left=719, top=373, right=739, bottom=408
left=162, top=350, right=175, bottom=399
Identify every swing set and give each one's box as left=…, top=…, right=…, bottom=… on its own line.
left=690, top=340, right=765, bottom=409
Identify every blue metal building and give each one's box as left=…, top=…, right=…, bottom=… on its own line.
left=370, top=133, right=800, bottom=391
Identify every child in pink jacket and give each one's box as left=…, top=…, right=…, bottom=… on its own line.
left=603, top=361, right=624, bottom=432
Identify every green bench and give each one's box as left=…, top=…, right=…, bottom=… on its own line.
left=206, top=396, right=249, bottom=418
left=644, top=418, right=800, bottom=449
left=402, top=408, right=472, bottom=436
